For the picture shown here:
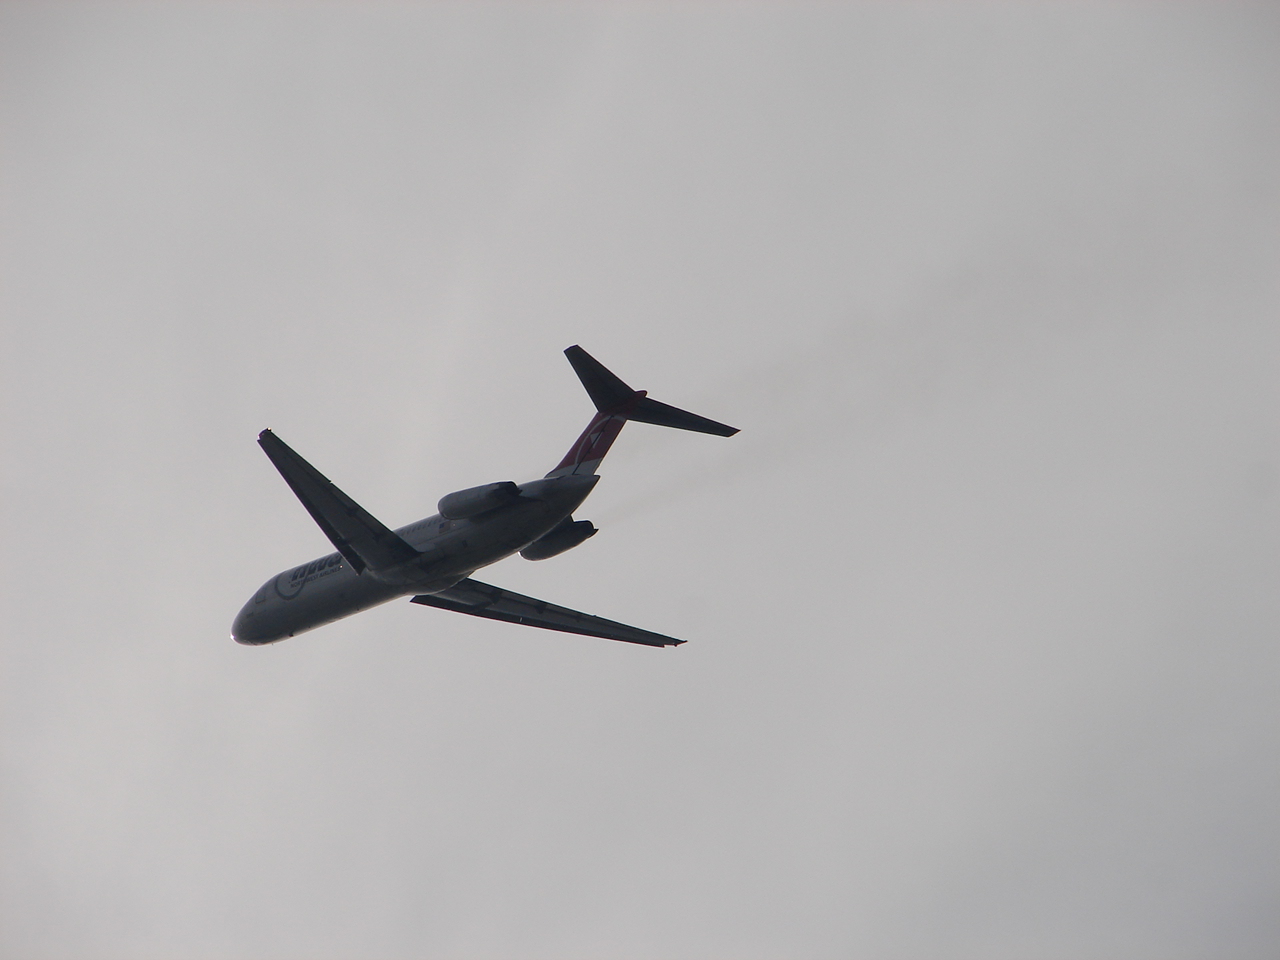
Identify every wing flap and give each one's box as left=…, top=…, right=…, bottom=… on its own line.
left=411, top=578, right=684, bottom=647
left=258, top=429, right=419, bottom=575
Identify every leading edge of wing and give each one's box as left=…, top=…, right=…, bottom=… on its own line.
left=257, top=429, right=419, bottom=575
left=410, top=578, right=685, bottom=647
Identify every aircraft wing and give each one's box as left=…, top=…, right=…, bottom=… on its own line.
left=258, top=429, right=419, bottom=575
left=410, top=578, right=685, bottom=647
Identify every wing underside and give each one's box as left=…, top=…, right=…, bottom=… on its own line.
left=410, top=578, right=684, bottom=647
left=257, top=429, right=419, bottom=575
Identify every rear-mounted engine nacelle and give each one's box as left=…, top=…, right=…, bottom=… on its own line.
left=438, top=481, right=521, bottom=520
left=520, top=518, right=598, bottom=561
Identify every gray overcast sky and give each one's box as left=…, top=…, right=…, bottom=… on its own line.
left=2, top=4, right=1277, bottom=959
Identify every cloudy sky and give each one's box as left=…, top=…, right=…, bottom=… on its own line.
left=2, top=4, right=1277, bottom=958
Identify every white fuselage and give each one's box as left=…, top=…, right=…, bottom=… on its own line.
left=231, top=474, right=598, bottom=644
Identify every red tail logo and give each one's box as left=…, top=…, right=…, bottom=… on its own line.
left=548, top=391, right=645, bottom=477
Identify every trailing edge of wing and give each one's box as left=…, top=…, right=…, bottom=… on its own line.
left=257, top=429, right=419, bottom=575
left=410, top=578, right=684, bottom=647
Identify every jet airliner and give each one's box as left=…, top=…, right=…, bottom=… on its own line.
left=232, top=346, right=738, bottom=647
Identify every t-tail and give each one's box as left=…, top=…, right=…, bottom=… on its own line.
left=546, top=345, right=738, bottom=478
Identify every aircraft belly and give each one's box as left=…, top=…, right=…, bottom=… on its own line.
left=439, top=506, right=567, bottom=572
left=235, top=563, right=406, bottom=643
left=292, top=585, right=402, bottom=639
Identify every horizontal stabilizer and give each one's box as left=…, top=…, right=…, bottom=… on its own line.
left=411, top=578, right=684, bottom=647
left=629, top=396, right=739, bottom=437
left=258, top=429, right=419, bottom=575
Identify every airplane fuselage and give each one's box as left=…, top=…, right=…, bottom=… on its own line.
left=233, top=345, right=737, bottom=648
left=232, top=474, right=598, bottom=644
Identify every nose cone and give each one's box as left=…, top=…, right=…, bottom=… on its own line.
left=232, top=597, right=277, bottom=645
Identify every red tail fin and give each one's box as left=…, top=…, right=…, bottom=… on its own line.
left=546, top=391, right=644, bottom=478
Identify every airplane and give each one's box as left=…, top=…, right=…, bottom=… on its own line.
left=231, top=345, right=738, bottom=648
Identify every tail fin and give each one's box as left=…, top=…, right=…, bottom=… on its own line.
left=565, top=346, right=740, bottom=437
left=547, top=346, right=738, bottom=477
left=563, top=345, right=635, bottom=412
